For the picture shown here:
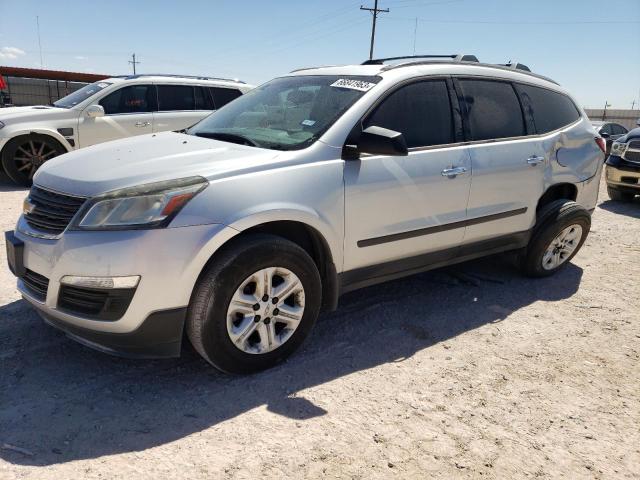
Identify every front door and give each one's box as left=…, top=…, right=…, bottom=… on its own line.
left=78, top=84, right=156, bottom=147
left=344, top=79, right=471, bottom=273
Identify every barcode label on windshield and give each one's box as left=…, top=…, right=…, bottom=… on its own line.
left=330, top=79, right=376, bottom=92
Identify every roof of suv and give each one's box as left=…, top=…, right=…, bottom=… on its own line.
left=104, top=74, right=250, bottom=88
left=289, top=54, right=562, bottom=91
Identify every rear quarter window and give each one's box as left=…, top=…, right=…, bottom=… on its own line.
left=516, top=84, right=580, bottom=134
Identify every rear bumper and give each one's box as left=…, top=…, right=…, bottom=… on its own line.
left=32, top=301, right=187, bottom=358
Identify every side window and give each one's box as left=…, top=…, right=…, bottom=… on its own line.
left=612, top=124, right=627, bottom=135
left=210, top=87, right=242, bottom=109
left=194, top=86, right=214, bottom=110
left=364, top=80, right=454, bottom=148
left=601, top=124, right=613, bottom=135
left=99, top=85, right=156, bottom=114
left=458, top=80, right=525, bottom=141
left=516, top=83, right=580, bottom=134
left=157, top=85, right=195, bottom=111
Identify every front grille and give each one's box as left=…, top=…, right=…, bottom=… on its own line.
left=22, top=269, right=49, bottom=301
left=624, top=150, right=640, bottom=163
left=628, top=141, right=640, bottom=150
left=24, top=186, right=86, bottom=235
left=58, top=285, right=136, bottom=321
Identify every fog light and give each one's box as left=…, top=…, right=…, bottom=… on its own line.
left=60, top=275, right=140, bottom=289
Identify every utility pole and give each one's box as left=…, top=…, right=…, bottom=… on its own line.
left=128, top=53, right=140, bottom=75
left=602, top=101, right=611, bottom=121
left=412, top=17, right=418, bottom=55
left=360, top=1, right=389, bottom=60
left=36, top=16, right=44, bottom=68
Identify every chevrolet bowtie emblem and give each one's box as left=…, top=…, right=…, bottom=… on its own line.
left=23, top=198, right=36, bottom=215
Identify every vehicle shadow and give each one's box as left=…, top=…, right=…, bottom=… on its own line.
left=0, top=174, right=28, bottom=193
left=0, top=255, right=583, bottom=466
left=598, top=197, right=640, bottom=218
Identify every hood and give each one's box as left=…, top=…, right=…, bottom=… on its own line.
left=0, top=105, right=73, bottom=123
left=34, top=131, right=282, bottom=197
left=618, top=127, right=640, bottom=143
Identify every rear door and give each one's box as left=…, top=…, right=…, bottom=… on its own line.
left=78, top=84, right=156, bottom=147
left=456, top=78, right=545, bottom=244
left=343, top=78, right=472, bottom=272
left=153, top=84, right=212, bottom=132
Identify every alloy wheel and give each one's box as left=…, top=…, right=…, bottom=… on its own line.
left=13, top=140, right=60, bottom=180
left=226, top=267, right=305, bottom=354
left=541, top=224, right=583, bottom=270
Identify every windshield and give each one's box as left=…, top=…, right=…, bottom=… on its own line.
left=188, top=75, right=381, bottom=150
left=53, top=81, right=112, bottom=108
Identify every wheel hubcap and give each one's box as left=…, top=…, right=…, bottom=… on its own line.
left=541, top=224, right=583, bottom=270
left=14, top=140, right=59, bottom=180
left=226, top=267, right=305, bottom=354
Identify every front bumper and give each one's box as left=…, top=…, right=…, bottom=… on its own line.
left=605, top=162, right=640, bottom=191
left=10, top=219, right=239, bottom=357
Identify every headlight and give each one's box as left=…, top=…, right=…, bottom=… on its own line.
left=610, top=141, right=627, bottom=157
left=72, top=176, right=208, bottom=230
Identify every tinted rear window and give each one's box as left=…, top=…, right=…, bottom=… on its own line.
left=210, top=87, right=242, bottom=109
left=158, top=85, right=195, bottom=111
left=516, top=84, right=580, bottom=134
left=365, top=80, right=454, bottom=148
left=459, top=80, right=525, bottom=141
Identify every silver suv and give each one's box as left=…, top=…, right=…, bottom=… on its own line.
left=5, top=55, right=604, bottom=373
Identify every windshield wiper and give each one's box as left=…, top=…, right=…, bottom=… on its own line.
left=193, top=131, right=260, bottom=147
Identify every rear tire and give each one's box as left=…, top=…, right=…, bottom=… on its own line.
left=521, top=200, right=591, bottom=278
left=1, top=134, right=65, bottom=186
left=186, top=234, right=322, bottom=374
left=607, top=186, right=635, bottom=202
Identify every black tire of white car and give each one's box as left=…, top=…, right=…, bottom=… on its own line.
left=521, top=200, right=591, bottom=278
left=186, top=234, right=322, bottom=374
left=607, top=186, right=635, bottom=202
left=1, top=134, right=65, bottom=186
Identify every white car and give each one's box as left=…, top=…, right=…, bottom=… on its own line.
left=0, top=74, right=253, bottom=185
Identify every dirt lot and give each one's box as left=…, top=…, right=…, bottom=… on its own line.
left=0, top=175, right=638, bottom=479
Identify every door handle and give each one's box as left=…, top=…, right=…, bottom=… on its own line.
left=135, top=121, right=151, bottom=127
left=441, top=166, right=467, bottom=177
left=527, top=155, right=545, bottom=166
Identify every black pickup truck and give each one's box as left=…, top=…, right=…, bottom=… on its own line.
left=605, top=121, right=640, bottom=202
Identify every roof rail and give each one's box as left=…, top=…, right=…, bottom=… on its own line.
left=111, top=73, right=246, bottom=84
left=499, top=62, right=531, bottom=72
left=362, top=54, right=479, bottom=66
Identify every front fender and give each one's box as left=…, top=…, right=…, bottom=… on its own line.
left=0, top=127, right=74, bottom=153
left=227, top=204, right=342, bottom=267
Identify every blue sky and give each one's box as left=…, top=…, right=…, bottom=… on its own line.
left=1, top=0, right=638, bottom=108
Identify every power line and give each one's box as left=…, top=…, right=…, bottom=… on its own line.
left=128, top=53, right=140, bottom=74
left=361, top=0, right=389, bottom=60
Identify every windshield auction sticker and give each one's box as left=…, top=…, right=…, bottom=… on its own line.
left=330, top=79, right=377, bottom=92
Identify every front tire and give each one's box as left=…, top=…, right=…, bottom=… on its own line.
left=607, top=186, right=635, bottom=202
left=1, top=134, right=65, bottom=186
left=186, top=234, right=322, bottom=374
left=521, top=200, right=591, bottom=278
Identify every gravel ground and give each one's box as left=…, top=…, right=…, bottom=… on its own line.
left=0, top=174, right=638, bottom=479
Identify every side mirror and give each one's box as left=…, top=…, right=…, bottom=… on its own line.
left=357, top=126, right=408, bottom=156
left=85, top=104, right=105, bottom=118
left=636, top=118, right=640, bottom=126
left=600, top=132, right=610, bottom=139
